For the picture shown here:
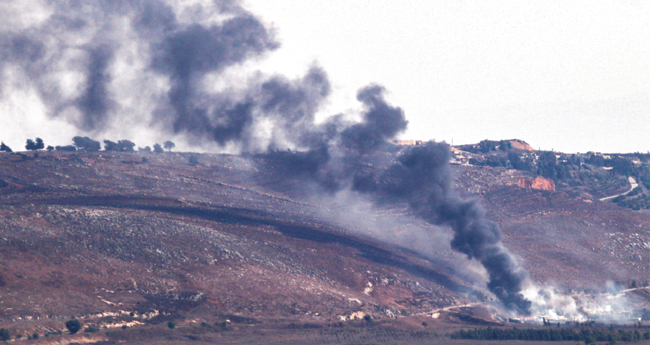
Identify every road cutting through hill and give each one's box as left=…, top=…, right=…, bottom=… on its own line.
left=600, top=176, right=638, bottom=201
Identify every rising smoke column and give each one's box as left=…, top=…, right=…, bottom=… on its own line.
left=76, top=46, right=115, bottom=131
left=0, top=0, right=532, bottom=314
left=351, top=142, right=532, bottom=314
left=270, top=84, right=409, bottom=191
left=272, top=83, right=532, bottom=313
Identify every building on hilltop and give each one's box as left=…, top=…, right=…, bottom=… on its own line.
left=393, top=140, right=426, bottom=146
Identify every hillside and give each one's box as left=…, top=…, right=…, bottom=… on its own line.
left=0, top=148, right=650, bottom=343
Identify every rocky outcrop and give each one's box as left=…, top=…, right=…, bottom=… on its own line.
left=510, top=176, right=555, bottom=191
left=508, top=139, right=535, bottom=151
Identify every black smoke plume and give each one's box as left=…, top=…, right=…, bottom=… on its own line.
left=350, top=142, right=531, bottom=314
left=0, top=0, right=319, bottom=147
left=0, top=0, right=531, bottom=314
left=274, top=88, right=531, bottom=313
left=76, top=46, right=115, bottom=131
left=340, top=85, right=408, bottom=152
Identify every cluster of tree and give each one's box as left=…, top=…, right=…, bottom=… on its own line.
left=0, top=328, right=40, bottom=341
left=470, top=155, right=509, bottom=168
left=460, top=140, right=513, bottom=154
left=104, top=140, right=175, bottom=152
left=25, top=138, right=44, bottom=150
left=0, top=319, right=83, bottom=341
left=470, top=148, right=650, bottom=186
left=584, top=154, right=641, bottom=178
left=607, top=156, right=638, bottom=178
left=73, top=136, right=101, bottom=151
left=103, top=139, right=136, bottom=152
left=614, top=192, right=650, bottom=211
left=451, top=326, right=650, bottom=342
left=472, top=150, right=574, bottom=180
left=471, top=151, right=571, bottom=180
left=534, top=151, right=571, bottom=180
left=586, top=153, right=606, bottom=167
left=508, top=151, right=534, bottom=171
left=53, top=145, right=76, bottom=151
left=0, top=136, right=177, bottom=153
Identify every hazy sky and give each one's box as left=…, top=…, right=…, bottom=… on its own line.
left=0, top=1, right=648, bottom=154
left=244, top=0, right=650, bottom=153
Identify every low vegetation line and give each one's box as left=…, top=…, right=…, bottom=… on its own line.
left=451, top=327, right=650, bottom=342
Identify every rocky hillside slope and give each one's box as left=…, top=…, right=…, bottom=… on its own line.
left=0, top=148, right=649, bottom=342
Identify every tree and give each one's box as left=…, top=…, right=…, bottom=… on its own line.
left=0, top=328, right=9, bottom=341
left=104, top=140, right=135, bottom=152
left=537, top=151, right=558, bottom=179
left=26, top=139, right=36, bottom=150
left=46, top=145, right=54, bottom=152
left=65, top=319, right=81, bottom=334
left=167, top=321, right=175, bottom=329
left=117, top=140, right=135, bottom=152
left=0, top=142, right=11, bottom=152
left=55, top=145, right=76, bottom=152
left=103, top=140, right=118, bottom=151
left=153, top=143, right=164, bottom=153
left=25, top=138, right=44, bottom=151
left=73, top=136, right=101, bottom=151
left=586, top=153, right=605, bottom=167
left=138, top=146, right=152, bottom=152
left=163, top=141, right=175, bottom=152
left=189, top=155, right=199, bottom=165
left=508, top=151, right=529, bottom=171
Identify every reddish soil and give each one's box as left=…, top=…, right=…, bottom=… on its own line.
left=0, top=150, right=649, bottom=343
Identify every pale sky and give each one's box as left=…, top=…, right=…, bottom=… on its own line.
left=0, top=1, right=648, bottom=154
left=244, top=0, right=650, bottom=153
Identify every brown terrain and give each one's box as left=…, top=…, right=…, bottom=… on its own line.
left=0, top=148, right=649, bottom=343
left=508, top=176, right=556, bottom=191
left=509, top=139, right=536, bottom=151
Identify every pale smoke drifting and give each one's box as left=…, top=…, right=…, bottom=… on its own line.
left=523, top=283, right=637, bottom=322
left=0, top=0, right=533, bottom=313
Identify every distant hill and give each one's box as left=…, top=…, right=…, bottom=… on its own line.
left=0, top=147, right=650, bottom=342
left=456, top=139, right=535, bottom=153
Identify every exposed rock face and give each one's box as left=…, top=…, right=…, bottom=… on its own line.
left=512, top=176, right=556, bottom=191
left=508, top=139, right=535, bottom=151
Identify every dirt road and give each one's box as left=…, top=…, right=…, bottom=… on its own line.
left=600, top=176, right=638, bottom=201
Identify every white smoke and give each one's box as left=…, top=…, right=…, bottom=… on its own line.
left=523, top=281, right=638, bottom=323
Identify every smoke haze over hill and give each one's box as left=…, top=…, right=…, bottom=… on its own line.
left=0, top=0, right=534, bottom=314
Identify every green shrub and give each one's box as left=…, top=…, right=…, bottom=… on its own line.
left=0, top=328, right=9, bottom=341
left=65, top=319, right=81, bottom=334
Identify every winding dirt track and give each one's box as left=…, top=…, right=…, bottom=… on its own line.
left=599, top=176, right=638, bottom=201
